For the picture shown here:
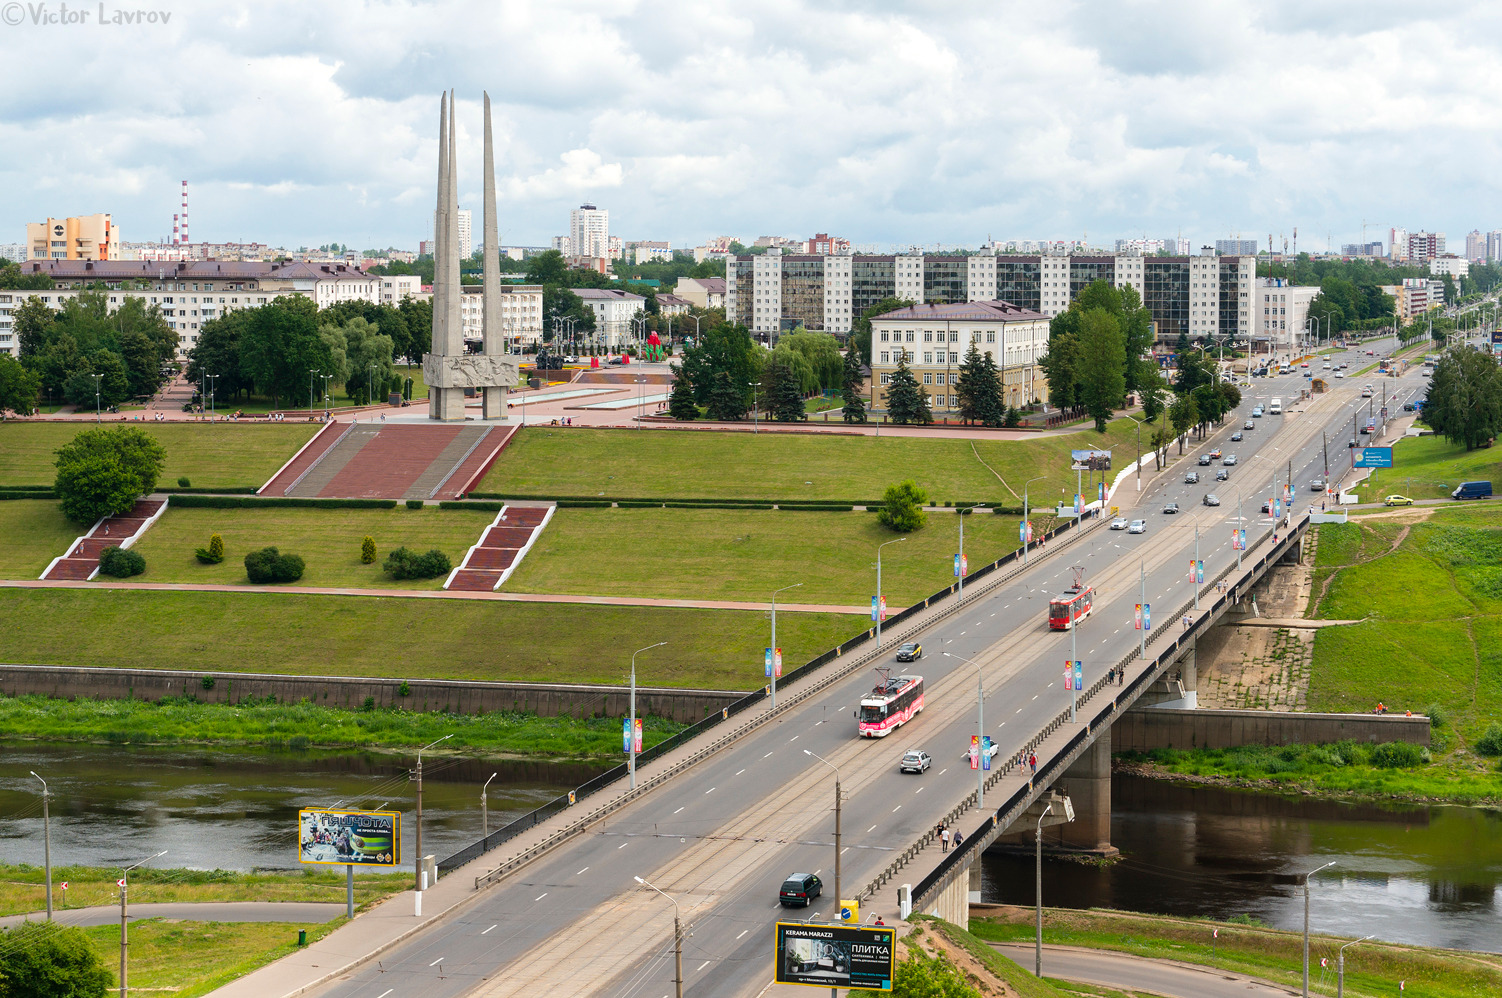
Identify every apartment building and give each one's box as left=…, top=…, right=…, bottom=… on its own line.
left=27, top=214, right=120, bottom=261
left=726, top=248, right=1255, bottom=344
left=570, top=204, right=609, bottom=260
left=1407, top=231, right=1445, bottom=262
left=0, top=260, right=385, bottom=358
left=866, top=301, right=1050, bottom=413
left=1254, top=278, right=1319, bottom=352
left=1466, top=230, right=1486, bottom=263
left=673, top=277, right=725, bottom=309
left=571, top=287, right=644, bottom=348
left=376, top=274, right=424, bottom=305
left=458, top=284, right=543, bottom=347
left=1429, top=255, right=1469, bottom=279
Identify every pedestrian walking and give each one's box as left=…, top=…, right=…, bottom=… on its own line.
left=1119, top=668, right=1125, bottom=686
left=952, top=830, right=963, bottom=849
left=1107, top=667, right=1115, bottom=684
left=1028, top=753, right=1037, bottom=776
left=941, top=827, right=951, bottom=852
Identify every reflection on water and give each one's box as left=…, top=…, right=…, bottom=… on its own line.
left=981, top=775, right=1502, bottom=953
left=0, top=742, right=602, bottom=872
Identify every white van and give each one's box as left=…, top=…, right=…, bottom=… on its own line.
left=1268, top=397, right=1283, bottom=415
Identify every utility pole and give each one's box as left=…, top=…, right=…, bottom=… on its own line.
left=957, top=505, right=985, bottom=598
left=634, top=877, right=683, bottom=998
left=30, top=772, right=51, bottom=919
left=875, top=537, right=905, bottom=647
left=629, top=642, right=666, bottom=789
left=1302, top=861, right=1337, bottom=998
left=1337, top=935, right=1373, bottom=998
left=413, top=733, right=452, bottom=893
left=803, top=750, right=842, bottom=922
left=1194, top=523, right=1200, bottom=610
left=1139, top=562, right=1146, bottom=660
left=770, top=583, right=801, bottom=707
left=1068, top=579, right=1078, bottom=723
left=481, top=772, right=497, bottom=840
left=120, top=850, right=167, bottom=998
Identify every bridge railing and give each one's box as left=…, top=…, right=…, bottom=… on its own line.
left=447, top=514, right=1104, bottom=877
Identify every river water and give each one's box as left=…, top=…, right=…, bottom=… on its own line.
left=0, top=742, right=598, bottom=872
left=980, top=774, right=1502, bottom=953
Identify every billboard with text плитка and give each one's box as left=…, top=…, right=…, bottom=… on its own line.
left=775, top=923, right=894, bottom=990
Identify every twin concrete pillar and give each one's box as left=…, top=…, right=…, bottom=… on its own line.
left=1047, top=729, right=1117, bottom=856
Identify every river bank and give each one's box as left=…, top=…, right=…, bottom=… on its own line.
left=971, top=906, right=1502, bottom=998
left=0, top=692, right=685, bottom=760
left=1117, top=741, right=1502, bottom=806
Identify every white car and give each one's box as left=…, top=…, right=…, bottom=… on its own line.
left=1110, top=517, right=1129, bottom=530
left=1128, top=519, right=1147, bottom=534
left=962, top=741, right=1001, bottom=762
left=900, top=750, right=932, bottom=774
left=1335, top=371, right=1345, bottom=379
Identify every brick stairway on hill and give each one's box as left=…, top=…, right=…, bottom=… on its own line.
left=405, top=425, right=491, bottom=499
left=42, top=497, right=168, bottom=581
left=445, top=504, right=555, bottom=592
left=259, top=421, right=350, bottom=495
left=286, top=425, right=375, bottom=497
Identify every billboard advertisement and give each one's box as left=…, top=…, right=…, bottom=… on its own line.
left=775, top=923, right=895, bottom=990
left=298, top=809, right=400, bottom=867
left=1071, top=449, right=1112, bottom=471
left=1354, top=447, right=1393, bottom=468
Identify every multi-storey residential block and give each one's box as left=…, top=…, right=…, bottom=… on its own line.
left=1215, top=239, right=1258, bottom=255
left=1403, top=277, right=1445, bottom=316
left=1488, top=230, right=1502, bottom=263
left=1407, top=231, right=1445, bottom=262
left=1465, top=230, right=1485, bottom=263
left=1254, top=278, right=1320, bottom=352
left=673, top=277, right=725, bottom=309
left=571, top=287, right=644, bottom=348
left=459, top=284, right=543, bottom=347
left=570, top=204, right=609, bottom=259
left=27, top=214, right=120, bottom=261
left=1429, top=255, right=1469, bottom=279
left=725, top=248, right=1255, bottom=344
left=1389, top=227, right=1409, bottom=261
left=376, top=274, right=424, bottom=305
left=867, top=301, right=1050, bottom=413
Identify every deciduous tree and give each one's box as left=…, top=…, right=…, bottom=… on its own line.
left=53, top=426, right=167, bottom=525
left=1077, top=310, right=1126, bottom=432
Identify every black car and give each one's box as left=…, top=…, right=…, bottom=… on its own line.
left=1215, top=469, right=1230, bottom=481
left=1184, top=472, right=1199, bottom=484
left=1203, top=494, right=1221, bottom=506
left=895, top=642, right=922, bottom=662
left=1198, top=454, right=1212, bottom=466
left=1162, top=502, right=1180, bottom=514
left=1231, top=431, right=1243, bottom=441
left=780, top=872, right=823, bottom=907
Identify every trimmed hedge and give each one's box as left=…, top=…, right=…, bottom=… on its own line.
left=98, top=545, right=146, bottom=577
left=439, top=500, right=505, bottom=511
left=0, top=490, right=56, bottom=500
left=159, top=486, right=259, bottom=495
left=555, top=500, right=612, bottom=508
left=405, top=499, right=424, bottom=510
left=469, top=491, right=887, bottom=506
left=0, top=485, right=54, bottom=492
left=169, top=495, right=398, bottom=510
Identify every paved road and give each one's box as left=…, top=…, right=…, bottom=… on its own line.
left=0, top=901, right=346, bottom=930
left=298, top=334, right=1444, bottom=998
left=993, top=942, right=1298, bottom=997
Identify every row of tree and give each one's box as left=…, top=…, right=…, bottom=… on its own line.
left=1424, top=345, right=1502, bottom=451
left=12, top=290, right=179, bottom=410
left=1039, top=281, right=1157, bottom=431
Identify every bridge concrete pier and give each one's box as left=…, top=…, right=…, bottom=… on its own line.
left=1137, top=641, right=1197, bottom=709
left=929, top=866, right=972, bottom=929
left=988, top=733, right=1117, bottom=858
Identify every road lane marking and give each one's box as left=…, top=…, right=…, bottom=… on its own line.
left=938, top=768, right=947, bottom=775
left=735, top=769, right=745, bottom=776
left=534, top=893, right=547, bottom=901
left=737, top=930, right=749, bottom=940
left=764, top=752, right=773, bottom=758
left=430, top=957, right=446, bottom=966
left=790, top=735, right=799, bottom=742
left=915, top=786, right=924, bottom=793
left=618, top=842, right=628, bottom=849
left=673, top=807, right=684, bottom=814
left=892, top=805, right=902, bottom=812
left=867, top=824, right=877, bottom=833
left=705, top=787, right=716, bottom=794
left=697, top=961, right=711, bottom=972
left=576, top=867, right=589, bottom=876
left=377, top=991, right=393, bottom=998
left=481, top=925, right=496, bottom=935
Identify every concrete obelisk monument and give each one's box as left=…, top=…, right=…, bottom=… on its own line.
left=424, top=90, right=517, bottom=421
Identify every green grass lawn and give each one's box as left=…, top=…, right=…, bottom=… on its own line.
left=1353, top=432, right=1502, bottom=502
left=505, top=507, right=1025, bottom=606
left=79, top=919, right=343, bottom=998
left=0, top=588, right=857, bottom=691
left=1307, top=507, right=1502, bottom=749
left=0, top=422, right=317, bottom=490
left=0, top=500, right=85, bottom=579
left=126, top=506, right=495, bottom=590
left=478, top=417, right=1145, bottom=502
left=0, top=863, right=408, bottom=918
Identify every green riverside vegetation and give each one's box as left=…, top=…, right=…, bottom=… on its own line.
left=0, top=694, right=686, bottom=758
left=972, top=909, right=1502, bottom=998
left=0, top=420, right=316, bottom=490
left=0, top=588, right=856, bottom=690
left=0, top=499, right=84, bottom=578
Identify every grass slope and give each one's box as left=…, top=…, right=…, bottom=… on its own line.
left=479, top=418, right=1144, bottom=502
left=972, top=909, right=1502, bottom=998
left=1308, top=506, right=1502, bottom=749
left=0, top=863, right=408, bottom=918
left=0, top=500, right=84, bottom=579
left=0, top=588, right=856, bottom=691
left=81, top=919, right=342, bottom=998
left=0, top=421, right=317, bottom=490
left=1352, top=431, right=1502, bottom=502
left=126, top=505, right=494, bottom=590
left=504, top=507, right=1024, bottom=605
left=0, top=694, right=686, bottom=758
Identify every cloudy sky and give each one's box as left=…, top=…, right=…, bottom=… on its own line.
left=3, top=0, right=1500, bottom=255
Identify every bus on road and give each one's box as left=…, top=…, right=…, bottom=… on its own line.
left=857, top=670, right=924, bottom=737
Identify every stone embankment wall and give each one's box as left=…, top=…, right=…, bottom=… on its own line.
left=0, top=664, right=740, bottom=723
left=1116, top=706, right=1430, bottom=750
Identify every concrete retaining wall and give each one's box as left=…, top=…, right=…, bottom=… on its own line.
left=0, top=664, right=740, bottom=724
left=1115, top=706, right=1430, bottom=750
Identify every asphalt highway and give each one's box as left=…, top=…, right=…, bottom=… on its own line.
left=309, top=334, right=1441, bottom=998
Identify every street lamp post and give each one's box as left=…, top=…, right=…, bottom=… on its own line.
left=1034, top=802, right=1053, bottom=977
left=1122, top=414, right=1144, bottom=491
left=30, top=772, right=51, bottom=918
left=629, top=642, right=667, bottom=789
left=414, top=733, right=453, bottom=893
left=481, top=772, right=497, bottom=840
left=875, top=537, right=906, bottom=647
left=803, top=749, right=842, bottom=918
left=957, top=505, right=985, bottom=598
left=321, top=374, right=334, bottom=413
left=943, top=653, right=987, bottom=807
left=1301, top=860, right=1337, bottom=998
left=92, top=373, right=104, bottom=422
left=1194, top=523, right=1200, bottom=610
left=633, top=876, right=683, bottom=998
left=370, top=363, right=379, bottom=408
left=769, top=583, right=803, bottom=707
left=1023, top=476, right=1046, bottom=563
left=309, top=370, right=318, bottom=411
left=1337, top=934, right=1373, bottom=998
left=749, top=381, right=760, bottom=433
left=120, top=850, right=167, bottom=998
left=636, top=375, right=646, bottom=430
left=204, top=374, right=219, bottom=420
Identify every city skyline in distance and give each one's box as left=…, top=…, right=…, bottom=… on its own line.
left=3, top=1, right=1501, bottom=255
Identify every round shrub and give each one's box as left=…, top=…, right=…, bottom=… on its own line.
left=361, top=536, right=377, bottom=564
left=177, top=476, right=191, bottom=488
left=98, top=545, right=145, bottom=577
left=1424, top=703, right=1448, bottom=728
left=1475, top=721, right=1502, bottom=757
left=195, top=533, right=225, bottom=564
left=244, top=546, right=305, bottom=584
left=383, top=546, right=452, bottom=580
left=1370, top=741, right=1425, bottom=768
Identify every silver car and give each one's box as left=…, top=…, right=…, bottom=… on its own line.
left=900, top=750, right=931, bottom=774
left=1128, top=519, right=1147, bottom=534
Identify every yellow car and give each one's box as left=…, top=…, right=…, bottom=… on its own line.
left=1384, top=495, right=1414, bottom=507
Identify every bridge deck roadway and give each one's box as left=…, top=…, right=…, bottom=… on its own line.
left=293, top=336, right=1429, bottom=998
